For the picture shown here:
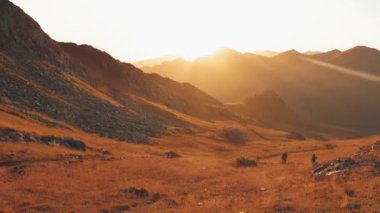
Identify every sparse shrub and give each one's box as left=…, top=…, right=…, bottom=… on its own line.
left=324, top=143, right=337, bottom=150
left=165, top=151, right=181, bottom=158
left=121, top=187, right=149, bottom=197
left=110, top=205, right=130, bottom=212
left=236, top=157, right=258, bottom=167
left=345, top=189, right=355, bottom=197
left=99, top=149, right=111, bottom=155
left=347, top=203, right=361, bottom=210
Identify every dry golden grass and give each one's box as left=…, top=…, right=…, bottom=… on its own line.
left=0, top=111, right=379, bottom=212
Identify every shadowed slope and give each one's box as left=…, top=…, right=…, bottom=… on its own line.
left=0, top=0, right=236, bottom=143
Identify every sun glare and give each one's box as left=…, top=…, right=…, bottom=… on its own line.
left=10, top=0, right=380, bottom=61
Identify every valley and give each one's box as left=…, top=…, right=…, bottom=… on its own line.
left=1, top=0, right=380, bottom=212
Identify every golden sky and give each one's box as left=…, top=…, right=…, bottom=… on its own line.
left=11, top=0, right=380, bottom=62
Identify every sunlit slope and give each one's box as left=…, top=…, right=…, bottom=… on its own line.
left=1, top=106, right=380, bottom=212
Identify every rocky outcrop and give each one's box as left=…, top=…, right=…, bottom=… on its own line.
left=313, top=158, right=359, bottom=176
left=313, top=142, right=380, bottom=176
left=0, top=0, right=63, bottom=62
left=0, top=128, right=87, bottom=150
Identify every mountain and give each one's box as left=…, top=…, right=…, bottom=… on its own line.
left=2, top=0, right=380, bottom=139
left=318, top=46, right=380, bottom=76
left=143, top=47, right=380, bottom=137
left=311, top=49, right=342, bottom=61
left=133, top=55, right=178, bottom=68
left=303, top=50, right=322, bottom=55
left=252, top=50, right=279, bottom=57
left=0, top=0, right=236, bottom=143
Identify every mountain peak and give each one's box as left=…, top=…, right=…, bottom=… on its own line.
left=252, top=50, right=279, bottom=57
left=0, top=0, right=57, bottom=57
left=212, top=48, right=242, bottom=58
left=310, top=49, right=342, bottom=61
left=345, top=45, right=380, bottom=55
left=275, top=49, right=302, bottom=59
left=303, top=50, right=323, bottom=55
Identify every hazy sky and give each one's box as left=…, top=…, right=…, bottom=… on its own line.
left=11, top=0, right=380, bottom=62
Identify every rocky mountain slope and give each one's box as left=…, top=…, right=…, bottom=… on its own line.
left=0, top=0, right=235, bottom=143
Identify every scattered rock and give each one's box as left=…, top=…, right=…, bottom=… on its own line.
left=313, top=158, right=359, bottom=176
left=163, top=198, right=178, bottom=207
left=10, top=165, right=26, bottom=175
left=0, top=128, right=86, bottom=151
left=275, top=206, right=295, bottom=213
left=347, top=203, right=361, bottom=211
left=40, top=136, right=86, bottom=151
left=273, top=204, right=295, bottom=213
left=98, top=209, right=110, bottom=213
left=219, top=128, right=248, bottom=144
left=100, top=149, right=111, bottom=155
left=314, top=143, right=380, bottom=177
left=146, top=193, right=161, bottom=204
left=29, top=205, right=56, bottom=212
left=357, top=145, right=372, bottom=155
left=122, top=187, right=149, bottom=197
left=165, top=151, right=181, bottom=159
left=110, top=205, right=130, bottom=213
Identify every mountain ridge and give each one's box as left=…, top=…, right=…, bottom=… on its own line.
left=0, top=0, right=237, bottom=143
left=143, top=46, right=380, bottom=137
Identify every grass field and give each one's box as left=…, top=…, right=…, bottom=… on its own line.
left=1, top=110, right=379, bottom=213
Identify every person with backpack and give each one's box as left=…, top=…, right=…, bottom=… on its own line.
left=281, top=152, right=288, bottom=164
left=311, top=153, right=317, bottom=166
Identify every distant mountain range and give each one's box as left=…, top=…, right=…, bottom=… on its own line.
left=143, top=46, right=380, bottom=137
left=133, top=55, right=178, bottom=68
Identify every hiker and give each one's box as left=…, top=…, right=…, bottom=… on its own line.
left=311, top=153, right=317, bottom=166
left=281, top=152, right=288, bottom=164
